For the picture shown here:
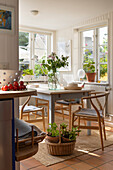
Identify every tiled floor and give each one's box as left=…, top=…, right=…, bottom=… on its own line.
left=20, top=115, right=113, bottom=170
left=20, top=144, right=113, bottom=170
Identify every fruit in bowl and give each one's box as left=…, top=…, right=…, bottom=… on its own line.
left=1, top=81, right=27, bottom=91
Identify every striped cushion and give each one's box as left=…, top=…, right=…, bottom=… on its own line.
left=75, top=108, right=103, bottom=117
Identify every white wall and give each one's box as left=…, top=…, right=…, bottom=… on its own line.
left=0, top=0, right=19, bottom=70
left=56, top=27, right=74, bottom=86
left=56, top=12, right=113, bottom=114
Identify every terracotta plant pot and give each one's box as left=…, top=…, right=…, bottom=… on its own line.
left=86, top=73, right=96, bottom=82
left=46, top=135, right=59, bottom=143
left=62, top=136, right=76, bottom=143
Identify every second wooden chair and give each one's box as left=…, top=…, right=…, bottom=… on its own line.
left=19, top=96, right=45, bottom=132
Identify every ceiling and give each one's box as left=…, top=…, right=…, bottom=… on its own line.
left=19, top=0, right=113, bottom=30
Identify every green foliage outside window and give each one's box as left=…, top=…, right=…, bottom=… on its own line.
left=19, top=32, right=29, bottom=47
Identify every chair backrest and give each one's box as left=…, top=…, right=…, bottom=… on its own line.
left=20, top=96, right=31, bottom=119
left=82, top=92, right=109, bottom=117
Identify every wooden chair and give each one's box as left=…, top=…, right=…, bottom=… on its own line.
left=15, top=118, right=46, bottom=161
left=72, top=91, right=109, bottom=151
left=55, top=99, right=84, bottom=129
left=35, top=98, right=49, bottom=123
left=19, top=96, right=45, bottom=132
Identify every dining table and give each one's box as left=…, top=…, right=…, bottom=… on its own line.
left=32, top=87, right=93, bottom=134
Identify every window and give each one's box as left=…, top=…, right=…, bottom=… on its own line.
left=19, top=31, right=52, bottom=78
left=80, top=26, right=108, bottom=82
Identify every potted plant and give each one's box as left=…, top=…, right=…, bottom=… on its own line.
left=83, top=60, right=96, bottom=82
left=42, top=52, right=69, bottom=89
left=22, top=69, right=34, bottom=80
left=46, top=123, right=59, bottom=143
left=60, top=123, right=80, bottom=143
left=46, top=122, right=80, bottom=155
left=83, top=48, right=96, bottom=82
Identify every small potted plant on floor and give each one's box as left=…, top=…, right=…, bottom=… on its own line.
left=46, top=122, right=59, bottom=143
left=60, top=123, right=80, bottom=143
left=46, top=122, right=80, bottom=156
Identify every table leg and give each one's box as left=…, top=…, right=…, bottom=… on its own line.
left=48, top=96, right=55, bottom=124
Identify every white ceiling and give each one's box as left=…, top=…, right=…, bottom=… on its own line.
left=19, top=0, right=113, bottom=30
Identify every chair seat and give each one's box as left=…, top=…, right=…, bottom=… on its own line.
left=75, top=108, right=103, bottom=118
left=19, top=105, right=43, bottom=113
left=56, top=99, right=81, bottom=105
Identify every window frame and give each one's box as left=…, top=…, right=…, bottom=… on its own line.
left=79, top=24, right=109, bottom=83
left=19, top=29, right=53, bottom=79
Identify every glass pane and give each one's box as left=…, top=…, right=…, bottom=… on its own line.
left=19, top=32, right=29, bottom=47
left=34, top=49, right=47, bottom=62
left=34, top=34, right=47, bottom=49
left=99, top=46, right=108, bottom=63
left=99, top=64, right=108, bottom=81
left=98, top=27, right=108, bottom=45
left=83, top=30, right=94, bottom=47
left=83, top=48, right=94, bottom=63
left=19, top=32, right=30, bottom=70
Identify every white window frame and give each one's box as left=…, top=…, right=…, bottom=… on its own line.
left=79, top=24, right=109, bottom=83
left=19, top=29, right=53, bottom=79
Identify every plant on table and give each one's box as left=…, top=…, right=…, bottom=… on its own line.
left=42, top=52, right=69, bottom=89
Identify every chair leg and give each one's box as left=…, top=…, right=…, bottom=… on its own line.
left=61, top=104, right=64, bottom=120
left=28, top=113, right=30, bottom=120
left=102, top=118, right=106, bottom=140
left=42, top=108, right=45, bottom=132
left=98, top=119, right=104, bottom=151
left=78, top=116, right=80, bottom=136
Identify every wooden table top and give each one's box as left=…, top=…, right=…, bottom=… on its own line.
left=34, top=87, right=93, bottom=95
left=0, top=89, right=37, bottom=99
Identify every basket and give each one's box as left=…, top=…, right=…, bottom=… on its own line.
left=46, top=140, right=75, bottom=156
left=45, top=128, right=76, bottom=156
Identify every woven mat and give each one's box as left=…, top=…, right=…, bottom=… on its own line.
left=33, top=130, right=113, bottom=166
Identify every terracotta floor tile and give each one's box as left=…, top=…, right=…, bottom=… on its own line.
left=31, top=165, right=51, bottom=170
left=97, top=153, right=113, bottom=162
left=84, top=157, right=105, bottom=167
left=71, top=162, right=93, bottom=170
left=20, top=164, right=27, bottom=170
left=106, top=150, right=113, bottom=156
left=77, top=153, right=95, bottom=161
left=63, top=158, right=81, bottom=165
left=93, top=149, right=106, bottom=155
left=109, top=160, right=113, bottom=165
left=21, top=158, right=42, bottom=169
left=61, top=167, right=75, bottom=170
left=98, top=163, right=113, bottom=170
left=49, top=162, right=67, bottom=170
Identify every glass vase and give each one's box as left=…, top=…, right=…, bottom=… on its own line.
left=48, top=70, right=60, bottom=90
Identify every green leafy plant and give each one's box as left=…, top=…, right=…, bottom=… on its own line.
left=22, top=69, right=34, bottom=76
left=47, top=123, right=59, bottom=137
left=83, top=60, right=95, bottom=73
left=42, top=52, right=69, bottom=73
left=60, top=123, right=80, bottom=141
left=35, top=57, right=48, bottom=76
left=42, top=52, right=69, bottom=88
